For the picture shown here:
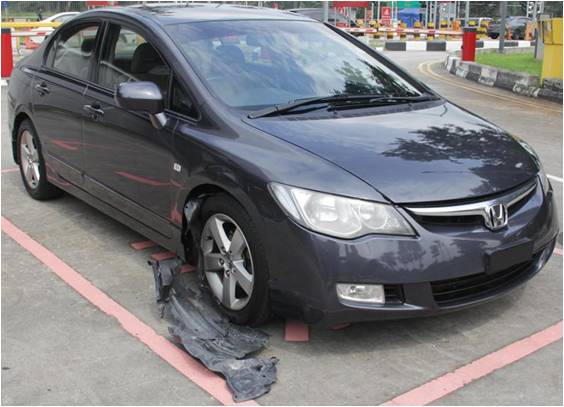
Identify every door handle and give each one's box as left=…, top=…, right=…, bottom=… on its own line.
left=34, top=82, right=50, bottom=95
left=83, top=103, right=105, bottom=117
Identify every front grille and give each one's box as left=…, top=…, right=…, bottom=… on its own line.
left=412, top=214, right=483, bottom=227
left=406, top=179, right=537, bottom=228
left=430, top=253, right=540, bottom=306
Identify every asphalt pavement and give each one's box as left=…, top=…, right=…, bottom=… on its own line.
left=1, top=50, right=562, bottom=405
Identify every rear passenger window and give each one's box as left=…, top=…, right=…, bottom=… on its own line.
left=97, top=24, right=170, bottom=96
left=50, top=24, right=99, bottom=80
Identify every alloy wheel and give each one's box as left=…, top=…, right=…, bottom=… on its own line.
left=19, top=130, right=40, bottom=189
left=200, top=213, right=254, bottom=311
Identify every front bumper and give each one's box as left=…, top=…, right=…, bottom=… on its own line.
left=262, top=179, right=559, bottom=326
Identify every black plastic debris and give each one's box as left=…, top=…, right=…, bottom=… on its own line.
left=148, top=258, right=181, bottom=317
left=149, top=258, right=278, bottom=402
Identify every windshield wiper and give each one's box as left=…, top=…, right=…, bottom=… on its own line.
left=328, top=95, right=441, bottom=111
left=248, top=94, right=440, bottom=119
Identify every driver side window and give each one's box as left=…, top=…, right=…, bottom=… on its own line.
left=97, top=24, right=170, bottom=96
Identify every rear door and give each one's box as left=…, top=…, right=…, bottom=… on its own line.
left=82, top=22, right=175, bottom=236
left=32, top=22, right=101, bottom=186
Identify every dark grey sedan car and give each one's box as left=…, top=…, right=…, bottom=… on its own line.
left=488, top=16, right=532, bottom=40
left=7, top=5, right=558, bottom=326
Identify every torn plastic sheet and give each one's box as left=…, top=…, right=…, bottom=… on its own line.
left=149, top=258, right=278, bottom=402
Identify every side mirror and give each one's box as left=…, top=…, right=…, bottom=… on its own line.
left=115, top=81, right=167, bottom=129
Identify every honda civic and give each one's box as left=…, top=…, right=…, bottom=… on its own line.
left=7, top=4, right=558, bottom=325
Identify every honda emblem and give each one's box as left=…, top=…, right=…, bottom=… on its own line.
left=486, top=203, right=508, bottom=230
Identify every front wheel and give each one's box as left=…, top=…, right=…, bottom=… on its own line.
left=198, top=194, right=270, bottom=326
left=17, top=119, right=63, bottom=200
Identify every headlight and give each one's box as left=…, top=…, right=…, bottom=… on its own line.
left=269, top=183, right=414, bottom=238
left=538, top=167, right=551, bottom=194
left=514, top=137, right=550, bottom=194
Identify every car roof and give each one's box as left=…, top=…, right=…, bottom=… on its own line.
left=81, top=3, right=314, bottom=25
left=44, top=11, right=79, bottom=20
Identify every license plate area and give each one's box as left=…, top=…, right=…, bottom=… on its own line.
left=485, top=240, right=534, bottom=274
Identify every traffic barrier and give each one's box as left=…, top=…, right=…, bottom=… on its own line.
left=1, top=28, right=13, bottom=78
left=0, top=21, right=61, bottom=28
left=343, top=26, right=462, bottom=40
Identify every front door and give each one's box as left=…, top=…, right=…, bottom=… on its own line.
left=82, top=23, right=174, bottom=236
left=32, top=23, right=101, bottom=186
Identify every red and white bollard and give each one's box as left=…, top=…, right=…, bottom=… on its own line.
left=1, top=28, right=14, bottom=78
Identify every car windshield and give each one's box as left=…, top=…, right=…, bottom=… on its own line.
left=166, top=20, right=422, bottom=109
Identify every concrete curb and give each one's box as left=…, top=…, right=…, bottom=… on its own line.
left=426, top=40, right=446, bottom=51
left=384, top=41, right=407, bottom=51
left=444, top=52, right=563, bottom=103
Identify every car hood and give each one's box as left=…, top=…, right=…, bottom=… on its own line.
left=244, top=103, right=538, bottom=204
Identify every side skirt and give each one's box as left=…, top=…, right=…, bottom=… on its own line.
left=46, top=166, right=185, bottom=260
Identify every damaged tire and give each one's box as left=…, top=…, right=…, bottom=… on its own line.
left=17, top=119, right=63, bottom=200
left=198, top=194, right=270, bottom=326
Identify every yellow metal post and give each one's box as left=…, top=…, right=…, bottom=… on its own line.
left=439, top=20, right=448, bottom=39
left=478, top=19, right=489, bottom=40
left=1, top=22, right=61, bottom=28
left=373, top=21, right=381, bottom=40
left=413, top=21, right=421, bottom=40
left=427, top=22, right=435, bottom=41
left=399, top=22, right=407, bottom=41
left=541, top=18, right=563, bottom=81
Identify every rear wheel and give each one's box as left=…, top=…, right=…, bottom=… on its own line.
left=17, top=120, right=63, bottom=200
left=198, top=194, right=270, bottom=325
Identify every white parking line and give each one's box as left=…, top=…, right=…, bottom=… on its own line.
left=548, top=174, right=563, bottom=183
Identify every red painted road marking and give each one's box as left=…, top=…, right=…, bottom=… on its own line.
left=150, top=251, right=177, bottom=261
left=382, top=320, right=563, bottom=406
left=130, top=240, right=157, bottom=250
left=181, top=264, right=196, bottom=273
left=1, top=167, right=18, bottom=173
left=554, top=247, right=563, bottom=256
left=284, top=320, right=310, bottom=342
left=1, top=216, right=257, bottom=406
